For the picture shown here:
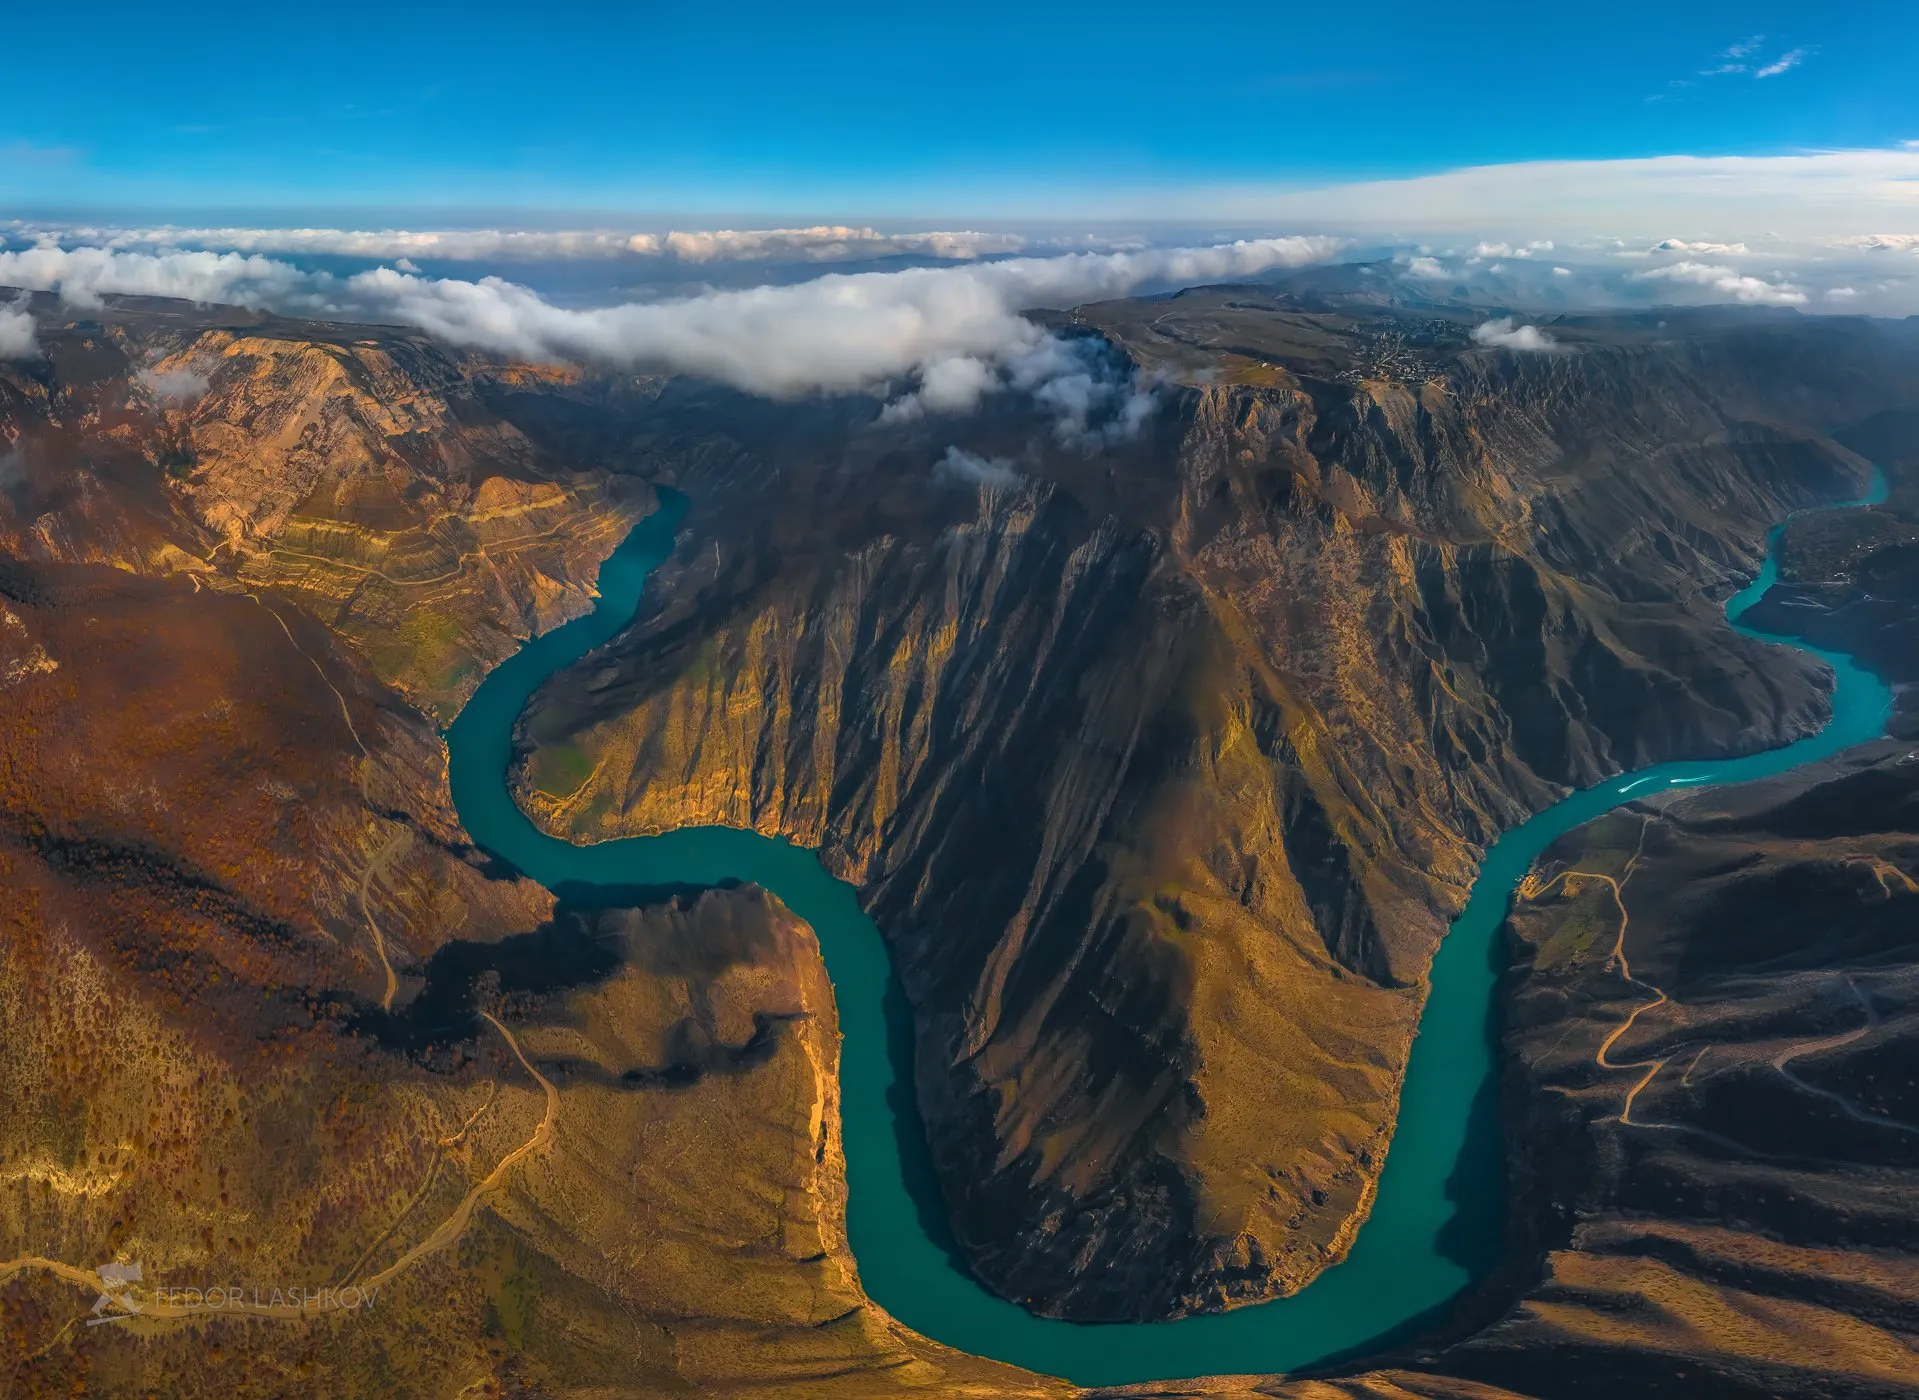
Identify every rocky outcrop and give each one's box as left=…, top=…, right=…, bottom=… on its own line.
left=511, top=310, right=1894, bottom=1320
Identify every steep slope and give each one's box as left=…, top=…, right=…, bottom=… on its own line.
left=510, top=308, right=1907, bottom=1320
left=1424, top=741, right=1919, bottom=1400
left=0, top=300, right=653, bottom=719
left=0, top=298, right=1060, bottom=1398
left=8, top=287, right=1919, bottom=1394
left=1748, top=415, right=1919, bottom=738
left=0, top=554, right=1056, bottom=1397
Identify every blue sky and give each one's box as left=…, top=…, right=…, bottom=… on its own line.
left=5, top=1, right=1914, bottom=216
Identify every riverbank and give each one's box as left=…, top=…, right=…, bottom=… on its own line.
left=444, top=470, right=1890, bottom=1387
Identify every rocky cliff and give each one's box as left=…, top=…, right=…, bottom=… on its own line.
left=510, top=305, right=1911, bottom=1320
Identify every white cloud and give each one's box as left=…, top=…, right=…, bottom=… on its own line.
left=0, top=300, right=36, bottom=359
left=0, top=236, right=1343, bottom=411
left=7, top=225, right=655, bottom=261
left=1702, top=35, right=1764, bottom=75
left=1632, top=260, right=1807, bottom=305
left=1552, top=266, right=1572, bottom=276
left=1755, top=47, right=1809, bottom=78
left=660, top=226, right=1026, bottom=262
left=1471, top=317, right=1558, bottom=352
left=1006, top=335, right=1160, bottom=449
left=3, top=221, right=1030, bottom=265
left=934, top=446, right=1020, bottom=488
left=1838, top=234, right=1919, bottom=252
left=1464, top=241, right=1547, bottom=259
left=0, top=245, right=310, bottom=310
left=877, top=355, right=1000, bottom=422
left=135, top=365, right=211, bottom=403
left=1702, top=37, right=1810, bottom=79
left=1407, top=256, right=1449, bottom=278
left=1825, top=286, right=1859, bottom=301
left=1649, top=238, right=1751, bottom=255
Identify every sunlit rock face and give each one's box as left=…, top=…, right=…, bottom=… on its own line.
left=0, top=298, right=1056, bottom=1398
left=511, top=301, right=1919, bottom=1320
left=0, top=302, right=653, bottom=721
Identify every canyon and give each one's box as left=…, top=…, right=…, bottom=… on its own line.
left=1, top=281, right=1916, bottom=1396
left=511, top=294, right=1918, bottom=1321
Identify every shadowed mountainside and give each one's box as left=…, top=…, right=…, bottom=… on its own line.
left=511, top=305, right=1919, bottom=1320
left=1413, top=739, right=1919, bottom=1400
left=1748, top=410, right=1919, bottom=739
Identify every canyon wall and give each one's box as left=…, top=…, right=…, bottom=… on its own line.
left=513, top=326, right=1887, bottom=1320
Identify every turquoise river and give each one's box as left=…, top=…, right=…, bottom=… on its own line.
left=443, top=468, right=1891, bottom=1387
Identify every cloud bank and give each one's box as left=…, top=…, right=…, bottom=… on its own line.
left=1644, top=238, right=1751, bottom=255
left=3, top=222, right=1033, bottom=265
left=1631, top=260, right=1806, bottom=305
left=1840, top=234, right=1919, bottom=253
left=659, top=226, right=1027, bottom=262
left=0, top=236, right=1343, bottom=418
left=0, top=246, right=310, bottom=310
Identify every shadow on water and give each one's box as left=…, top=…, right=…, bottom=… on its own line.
left=1432, top=918, right=1511, bottom=1282
left=881, top=971, right=975, bottom=1277
left=547, top=877, right=741, bottom=910
left=455, top=844, right=527, bottom=883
